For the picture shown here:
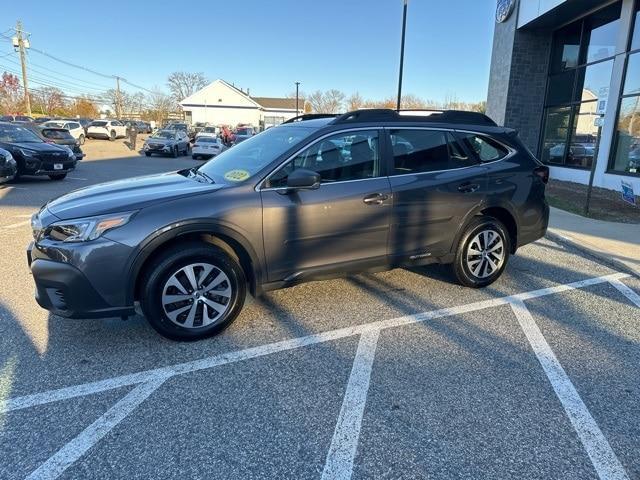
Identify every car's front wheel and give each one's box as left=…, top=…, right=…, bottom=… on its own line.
left=48, top=173, right=67, bottom=181
left=172, top=145, right=178, bottom=158
left=140, top=242, right=246, bottom=341
left=452, top=216, right=510, bottom=288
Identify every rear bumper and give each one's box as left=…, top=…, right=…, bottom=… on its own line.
left=518, top=201, right=549, bottom=248
left=29, top=251, right=134, bottom=319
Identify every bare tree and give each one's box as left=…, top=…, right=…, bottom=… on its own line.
left=307, top=89, right=345, bottom=113
left=346, top=92, right=364, bottom=111
left=167, top=72, right=208, bottom=104
left=146, top=89, right=174, bottom=124
left=32, top=87, right=66, bottom=115
left=0, top=72, right=24, bottom=113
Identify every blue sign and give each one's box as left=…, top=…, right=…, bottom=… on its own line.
left=621, top=181, right=636, bottom=206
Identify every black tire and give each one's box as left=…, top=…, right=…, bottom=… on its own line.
left=183, top=144, right=190, bottom=156
left=192, top=154, right=198, bottom=160
left=172, top=145, right=178, bottom=158
left=48, top=173, right=67, bottom=181
left=140, top=242, right=246, bottom=341
left=145, top=152, right=152, bottom=157
left=79, top=134, right=85, bottom=145
left=451, top=216, right=510, bottom=288
left=109, top=130, right=116, bottom=141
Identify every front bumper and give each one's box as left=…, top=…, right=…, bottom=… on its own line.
left=0, top=165, right=16, bottom=183
left=28, top=241, right=135, bottom=319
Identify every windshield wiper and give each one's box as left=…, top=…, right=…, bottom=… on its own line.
left=189, top=168, right=214, bottom=184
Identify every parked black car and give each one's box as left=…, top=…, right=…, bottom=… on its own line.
left=0, top=121, right=77, bottom=180
left=28, top=109, right=549, bottom=340
left=39, top=127, right=85, bottom=161
left=0, top=146, right=17, bottom=183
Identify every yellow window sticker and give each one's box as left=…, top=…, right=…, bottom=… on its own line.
left=224, top=169, right=250, bottom=182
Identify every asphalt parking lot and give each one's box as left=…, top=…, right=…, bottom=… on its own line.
left=1, top=139, right=639, bottom=480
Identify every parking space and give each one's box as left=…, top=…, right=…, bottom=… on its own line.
left=1, top=143, right=639, bottom=479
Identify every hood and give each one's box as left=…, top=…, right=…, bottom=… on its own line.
left=146, top=137, right=174, bottom=145
left=46, top=171, right=222, bottom=219
left=0, top=141, right=68, bottom=154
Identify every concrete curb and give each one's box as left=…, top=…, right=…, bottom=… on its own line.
left=545, top=229, right=640, bottom=279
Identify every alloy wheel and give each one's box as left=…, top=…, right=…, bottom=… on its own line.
left=161, top=262, right=232, bottom=329
left=465, top=229, right=505, bottom=279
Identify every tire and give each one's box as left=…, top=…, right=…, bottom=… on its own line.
left=140, top=242, right=247, bottom=341
left=192, top=154, right=198, bottom=160
left=172, top=145, right=178, bottom=158
left=48, top=173, right=67, bottom=181
left=145, top=152, right=151, bottom=157
left=451, top=216, right=510, bottom=288
left=79, top=134, right=85, bottom=145
left=109, top=130, right=116, bottom=141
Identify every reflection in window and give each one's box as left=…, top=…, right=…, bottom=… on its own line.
left=624, top=53, right=640, bottom=96
left=567, top=103, right=599, bottom=168
left=584, top=3, right=621, bottom=63
left=550, top=21, right=582, bottom=72
left=631, top=4, right=640, bottom=51
left=611, top=97, right=640, bottom=174
left=547, top=70, right=576, bottom=105
left=577, top=59, right=614, bottom=101
left=541, top=107, right=572, bottom=164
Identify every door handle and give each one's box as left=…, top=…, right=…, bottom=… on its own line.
left=457, top=182, right=480, bottom=193
left=363, top=193, right=389, bottom=205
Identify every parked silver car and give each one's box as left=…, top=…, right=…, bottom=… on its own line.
left=143, top=130, right=190, bottom=157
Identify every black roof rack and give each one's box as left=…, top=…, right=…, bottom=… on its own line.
left=329, top=109, right=497, bottom=127
left=282, top=113, right=339, bottom=124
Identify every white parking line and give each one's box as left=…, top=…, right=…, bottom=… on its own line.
left=322, top=330, right=380, bottom=480
left=609, top=278, right=640, bottom=307
left=66, top=177, right=88, bottom=181
left=509, top=299, right=630, bottom=480
left=3, top=272, right=631, bottom=414
left=26, top=376, right=168, bottom=480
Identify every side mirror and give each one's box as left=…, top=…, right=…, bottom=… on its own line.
left=286, top=168, right=321, bottom=191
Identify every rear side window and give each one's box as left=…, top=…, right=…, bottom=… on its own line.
left=389, top=129, right=476, bottom=175
left=459, top=134, right=509, bottom=162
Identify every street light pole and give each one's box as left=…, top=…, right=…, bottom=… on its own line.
left=295, top=81, right=300, bottom=115
left=396, top=0, right=408, bottom=111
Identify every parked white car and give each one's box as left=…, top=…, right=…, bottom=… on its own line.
left=191, top=136, right=225, bottom=159
left=195, top=126, right=218, bottom=139
left=87, top=120, right=127, bottom=141
left=42, top=120, right=86, bottom=144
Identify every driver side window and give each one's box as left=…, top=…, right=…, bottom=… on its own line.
left=267, top=130, right=380, bottom=188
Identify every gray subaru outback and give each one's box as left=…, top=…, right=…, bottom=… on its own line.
left=28, top=109, right=549, bottom=340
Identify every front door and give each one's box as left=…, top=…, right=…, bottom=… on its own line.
left=387, top=128, right=487, bottom=260
left=261, top=129, right=391, bottom=282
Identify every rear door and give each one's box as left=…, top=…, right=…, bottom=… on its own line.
left=260, top=129, right=392, bottom=282
left=386, top=128, right=487, bottom=260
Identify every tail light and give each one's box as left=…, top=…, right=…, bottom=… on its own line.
left=534, top=165, right=549, bottom=184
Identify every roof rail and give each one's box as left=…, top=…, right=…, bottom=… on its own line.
left=329, top=109, right=497, bottom=127
left=282, top=113, right=339, bottom=124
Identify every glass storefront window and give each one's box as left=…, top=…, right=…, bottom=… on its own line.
left=584, top=3, right=621, bottom=63
left=624, top=53, right=640, bottom=95
left=541, top=107, right=572, bottom=164
left=551, top=21, right=582, bottom=72
left=567, top=103, right=599, bottom=168
left=547, top=70, right=576, bottom=105
left=576, top=59, right=615, bottom=101
left=611, top=97, right=640, bottom=174
left=631, top=4, right=640, bottom=51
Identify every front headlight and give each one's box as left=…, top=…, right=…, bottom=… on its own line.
left=44, top=211, right=136, bottom=242
left=19, top=148, right=37, bottom=158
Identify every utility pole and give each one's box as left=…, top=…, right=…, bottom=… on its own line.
left=115, top=76, right=122, bottom=119
left=295, top=81, right=300, bottom=115
left=15, top=20, right=31, bottom=116
left=396, top=0, right=408, bottom=111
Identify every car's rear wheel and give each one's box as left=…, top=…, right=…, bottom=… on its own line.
left=48, top=173, right=67, bottom=181
left=140, top=242, right=246, bottom=341
left=452, top=216, right=510, bottom=288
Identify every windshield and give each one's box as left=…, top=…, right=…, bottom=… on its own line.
left=152, top=131, right=175, bottom=139
left=90, top=121, right=107, bottom=127
left=43, top=122, right=65, bottom=128
left=198, top=126, right=315, bottom=185
left=0, top=124, right=44, bottom=143
left=42, top=129, right=74, bottom=140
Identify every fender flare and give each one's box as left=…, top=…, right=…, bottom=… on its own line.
left=125, top=220, right=264, bottom=303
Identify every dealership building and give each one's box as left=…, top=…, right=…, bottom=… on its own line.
left=487, top=0, right=640, bottom=193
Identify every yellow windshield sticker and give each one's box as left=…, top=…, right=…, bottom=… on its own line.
left=224, top=169, right=251, bottom=182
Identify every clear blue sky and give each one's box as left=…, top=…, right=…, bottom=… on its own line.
left=0, top=0, right=496, bottom=103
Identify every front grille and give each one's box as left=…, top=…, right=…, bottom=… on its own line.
left=148, top=144, right=165, bottom=150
